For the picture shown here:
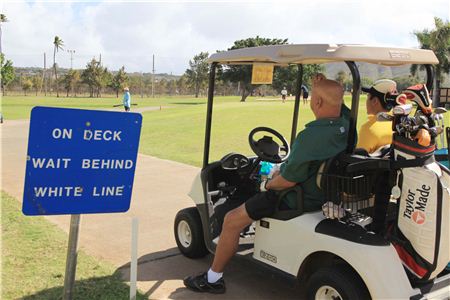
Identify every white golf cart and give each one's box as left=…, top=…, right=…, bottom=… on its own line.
left=174, top=44, right=450, bottom=299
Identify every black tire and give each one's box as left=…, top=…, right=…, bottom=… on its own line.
left=306, top=265, right=371, bottom=300
left=174, top=207, right=209, bottom=258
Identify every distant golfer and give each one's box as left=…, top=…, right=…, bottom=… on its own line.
left=123, top=87, right=131, bottom=112
left=301, top=85, right=309, bottom=104
left=281, top=87, right=288, bottom=103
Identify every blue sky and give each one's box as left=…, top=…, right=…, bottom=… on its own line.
left=2, top=0, right=449, bottom=75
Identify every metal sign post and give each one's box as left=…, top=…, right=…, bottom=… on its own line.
left=130, top=217, right=139, bottom=300
left=63, top=214, right=81, bottom=300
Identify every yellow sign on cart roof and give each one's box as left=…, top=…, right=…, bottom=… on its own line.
left=251, top=63, right=274, bottom=84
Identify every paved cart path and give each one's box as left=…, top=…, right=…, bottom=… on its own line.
left=1, top=119, right=303, bottom=299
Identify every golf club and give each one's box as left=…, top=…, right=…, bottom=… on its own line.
left=376, top=112, right=394, bottom=122
left=432, top=108, right=447, bottom=148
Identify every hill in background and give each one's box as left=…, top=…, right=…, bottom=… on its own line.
left=325, top=62, right=450, bottom=86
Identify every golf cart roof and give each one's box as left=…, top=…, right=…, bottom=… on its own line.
left=208, top=44, right=439, bottom=66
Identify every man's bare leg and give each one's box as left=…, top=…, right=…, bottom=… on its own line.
left=211, top=203, right=253, bottom=272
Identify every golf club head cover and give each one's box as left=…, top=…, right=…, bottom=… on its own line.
left=403, top=84, right=433, bottom=115
left=393, top=104, right=413, bottom=115
left=385, top=92, right=408, bottom=106
left=414, top=128, right=431, bottom=147
left=395, top=93, right=408, bottom=105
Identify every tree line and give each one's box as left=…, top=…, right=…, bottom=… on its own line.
left=182, top=17, right=449, bottom=102
left=2, top=62, right=239, bottom=98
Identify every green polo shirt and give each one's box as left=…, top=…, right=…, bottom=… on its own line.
left=280, top=111, right=350, bottom=211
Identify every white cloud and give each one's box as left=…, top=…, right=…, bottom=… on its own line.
left=2, top=0, right=449, bottom=74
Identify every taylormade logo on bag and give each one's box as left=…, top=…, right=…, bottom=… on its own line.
left=403, top=185, right=431, bottom=223
left=412, top=211, right=426, bottom=225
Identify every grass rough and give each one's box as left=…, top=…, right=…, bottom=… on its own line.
left=1, top=190, right=146, bottom=300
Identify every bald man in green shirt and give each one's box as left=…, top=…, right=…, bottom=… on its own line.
left=184, top=77, right=349, bottom=294
left=278, top=103, right=349, bottom=211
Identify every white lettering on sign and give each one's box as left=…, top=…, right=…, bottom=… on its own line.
left=92, top=185, right=124, bottom=196
left=34, top=186, right=83, bottom=197
left=52, top=128, right=72, bottom=139
left=83, top=130, right=122, bottom=141
left=81, top=159, right=133, bottom=169
left=32, top=158, right=71, bottom=169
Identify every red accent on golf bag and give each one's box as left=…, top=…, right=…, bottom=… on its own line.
left=390, top=135, right=450, bottom=282
left=403, top=84, right=433, bottom=115
left=393, top=244, right=428, bottom=278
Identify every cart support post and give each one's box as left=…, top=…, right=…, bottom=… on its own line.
left=203, top=62, right=217, bottom=168
left=290, top=64, right=303, bottom=145
left=424, top=64, right=437, bottom=107
left=345, top=61, right=361, bottom=154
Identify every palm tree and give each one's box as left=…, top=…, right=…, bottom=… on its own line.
left=412, top=17, right=450, bottom=106
left=53, top=36, right=64, bottom=97
left=0, top=14, right=8, bottom=54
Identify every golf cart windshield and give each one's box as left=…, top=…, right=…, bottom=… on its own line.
left=203, top=44, right=438, bottom=168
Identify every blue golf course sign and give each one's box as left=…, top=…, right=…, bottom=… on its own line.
left=22, top=107, right=142, bottom=215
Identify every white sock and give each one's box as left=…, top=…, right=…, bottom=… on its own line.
left=207, top=268, right=223, bottom=283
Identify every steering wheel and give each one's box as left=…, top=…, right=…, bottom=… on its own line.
left=248, top=127, right=290, bottom=163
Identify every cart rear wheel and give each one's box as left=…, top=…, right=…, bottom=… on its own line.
left=306, top=265, right=370, bottom=300
left=174, top=207, right=208, bottom=258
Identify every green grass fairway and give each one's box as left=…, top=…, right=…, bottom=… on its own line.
left=139, top=96, right=370, bottom=166
left=1, top=191, right=146, bottom=300
left=1, top=95, right=150, bottom=120
left=0, top=95, right=238, bottom=120
left=5, top=94, right=446, bottom=167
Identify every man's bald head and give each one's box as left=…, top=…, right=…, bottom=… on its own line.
left=312, top=73, right=327, bottom=85
left=310, top=79, right=344, bottom=119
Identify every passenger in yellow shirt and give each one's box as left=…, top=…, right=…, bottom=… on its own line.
left=358, top=79, right=397, bottom=234
left=357, top=79, right=397, bottom=154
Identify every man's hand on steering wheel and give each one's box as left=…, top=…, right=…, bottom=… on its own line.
left=248, top=127, right=290, bottom=163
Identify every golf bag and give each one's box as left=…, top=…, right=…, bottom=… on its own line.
left=390, top=135, right=450, bottom=282
left=388, top=83, right=450, bottom=281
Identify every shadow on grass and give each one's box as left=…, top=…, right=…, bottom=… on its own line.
left=116, top=248, right=185, bottom=280
left=115, top=248, right=211, bottom=299
left=254, top=98, right=293, bottom=102
left=170, top=102, right=205, bottom=105
left=21, top=274, right=146, bottom=300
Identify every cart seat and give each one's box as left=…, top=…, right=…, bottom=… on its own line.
left=353, top=145, right=390, bottom=158
left=317, top=152, right=390, bottom=190
left=270, top=185, right=304, bottom=220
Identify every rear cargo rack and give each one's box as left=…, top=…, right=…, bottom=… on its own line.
left=321, top=172, right=377, bottom=227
